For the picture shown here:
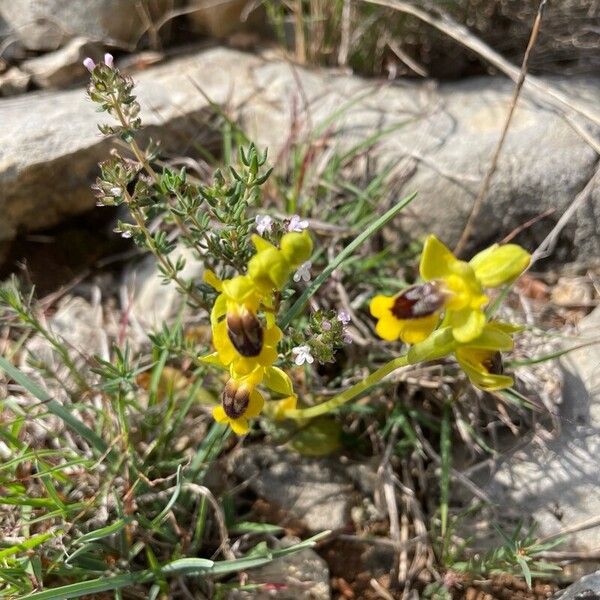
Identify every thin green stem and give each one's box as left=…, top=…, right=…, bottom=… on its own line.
left=285, top=354, right=410, bottom=420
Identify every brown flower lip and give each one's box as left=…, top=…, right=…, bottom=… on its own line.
left=391, top=282, right=446, bottom=320
left=227, top=309, right=264, bottom=357
left=483, top=352, right=504, bottom=375
left=222, top=379, right=251, bottom=419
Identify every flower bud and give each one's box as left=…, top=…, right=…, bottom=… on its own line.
left=226, top=307, right=264, bottom=357
left=469, top=244, right=531, bottom=288
left=247, top=247, right=291, bottom=293
left=280, top=231, right=313, bottom=267
left=222, top=379, right=251, bottom=419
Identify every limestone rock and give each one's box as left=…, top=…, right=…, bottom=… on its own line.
left=123, top=245, right=205, bottom=330
left=230, top=445, right=355, bottom=533
left=478, top=306, right=600, bottom=550
left=21, top=37, right=102, bottom=89
left=1, top=46, right=598, bottom=260
left=0, top=0, right=169, bottom=50
left=553, top=571, right=600, bottom=599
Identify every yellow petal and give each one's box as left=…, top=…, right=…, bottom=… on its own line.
left=213, top=320, right=236, bottom=365
left=370, top=294, right=395, bottom=319
left=399, top=313, right=439, bottom=344
left=251, top=234, right=277, bottom=253
left=222, top=275, right=257, bottom=303
left=264, top=366, right=294, bottom=396
left=199, top=352, right=227, bottom=369
left=212, top=405, right=228, bottom=423
left=210, top=293, right=227, bottom=324
left=419, top=235, right=458, bottom=280
left=203, top=269, right=223, bottom=291
left=448, top=307, right=486, bottom=343
left=264, top=325, right=283, bottom=345
left=469, top=244, right=531, bottom=288
left=467, top=323, right=514, bottom=351
left=375, top=314, right=403, bottom=341
left=245, top=390, right=265, bottom=417
left=230, top=417, right=250, bottom=435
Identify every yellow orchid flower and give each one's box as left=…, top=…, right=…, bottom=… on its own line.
left=370, top=235, right=530, bottom=345
left=408, top=321, right=516, bottom=391
left=212, top=369, right=265, bottom=435
left=202, top=270, right=281, bottom=376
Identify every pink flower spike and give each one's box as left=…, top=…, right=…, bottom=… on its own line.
left=83, top=57, right=96, bottom=72
left=104, top=53, right=114, bottom=68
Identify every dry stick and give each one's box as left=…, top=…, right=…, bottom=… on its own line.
left=338, top=0, right=352, bottom=67
left=362, top=0, right=600, bottom=128
left=453, top=0, right=548, bottom=255
left=530, top=164, right=600, bottom=266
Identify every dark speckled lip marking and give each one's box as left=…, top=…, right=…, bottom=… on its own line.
left=391, top=282, right=445, bottom=320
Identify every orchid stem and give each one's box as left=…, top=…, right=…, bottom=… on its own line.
left=285, top=354, right=411, bottom=420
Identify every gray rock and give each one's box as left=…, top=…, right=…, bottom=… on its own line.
left=553, top=570, right=600, bottom=599
left=0, top=46, right=598, bottom=259
left=230, top=446, right=355, bottom=533
left=0, top=66, right=30, bottom=96
left=123, top=245, right=205, bottom=330
left=0, top=0, right=169, bottom=50
left=227, top=536, right=330, bottom=600
left=21, top=37, right=102, bottom=89
left=478, top=306, right=600, bottom=550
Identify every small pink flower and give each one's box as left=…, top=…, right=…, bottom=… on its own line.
left=322, top=320, right=332, bottom=331
left=292, top=345, right=314, bottom=366
left=104, top=53, right=114, bottom=68
left=255, top=215, right=273, bottom=235
left=83, top=57, right=96, bottom=72
left=293, top=261, right=311, bottom=283
left=337, top=311, right=351, bottom=325
left=287, top=214, right=309, bottom=232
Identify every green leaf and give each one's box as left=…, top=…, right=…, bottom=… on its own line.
left=279, top=192, right=417, bottom=328
left=230, top=522, right=284, bottom=534
left=0, top=530, right=60, bottom=560
left=21, top=573, right=151, bottom=600
left=516, top=555, right=532, bottom=589
left=76, top=518, right=132, bottom=544
left=289, top=417, right=342, bottom=456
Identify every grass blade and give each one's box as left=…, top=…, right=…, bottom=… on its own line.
left=0, top=355, right=109, bottom=455
left=279, top=192, right=417, bottom=328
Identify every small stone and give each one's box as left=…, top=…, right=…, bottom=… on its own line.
left=21, top=37, right=102, bottom=89
left=0, top=0, right=169, bottom=50
left=229, top=446, right=355, bottom=533
left=0, top=66, right=30, bottom=96
left=227, top=536, right=330, bottom=600
left=552, top=570, right=600, bottom=599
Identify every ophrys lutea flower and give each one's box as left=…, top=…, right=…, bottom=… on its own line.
left=212, top=369, right=265, bottom=435
left=408, top=321, right=518, bottom=391
left=203, top=271, right=281, bottom=377
left=371, top=235, right=530, bottom=345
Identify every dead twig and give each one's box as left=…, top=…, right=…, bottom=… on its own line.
left=530, top=164, right=600, bottom=266
left=454, top=0, right=548, bottom=255
left=362, top=0, right=600, bottom=130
